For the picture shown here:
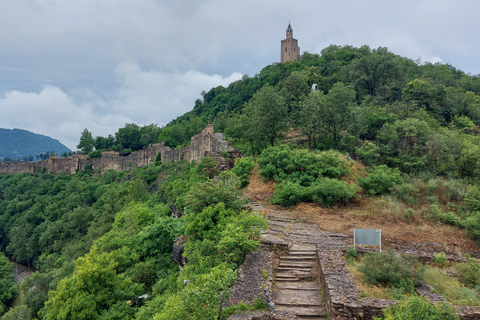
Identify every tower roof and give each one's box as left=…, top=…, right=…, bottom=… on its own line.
left=286, top=23, right=293, bottom=32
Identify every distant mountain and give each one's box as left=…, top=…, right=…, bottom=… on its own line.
left=0, top=128, right=70, bottom=161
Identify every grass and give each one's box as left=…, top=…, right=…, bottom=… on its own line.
left=424, top=267, right=480, bottom=306
left=348, top=259, right=480, bottom=306
left=346, top=260, right=398, bottom=300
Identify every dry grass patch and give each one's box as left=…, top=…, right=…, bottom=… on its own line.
left=243, top=167, right=275, bottom=202
left=424, top=267, right=480, bottom=306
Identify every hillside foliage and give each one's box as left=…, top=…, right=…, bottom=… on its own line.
left=2, top=44, right=480, bottom=319
left=0, top=129, right=70, bottom=161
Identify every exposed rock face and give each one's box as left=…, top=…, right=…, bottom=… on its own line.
left=172, top=235, right=188, bottom=267
left=0, top=125, right=236, bottom=175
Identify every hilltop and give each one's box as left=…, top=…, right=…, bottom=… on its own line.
left=1, top=45, right=480, bottom=319
left=0, top=128, right=70, bottom=161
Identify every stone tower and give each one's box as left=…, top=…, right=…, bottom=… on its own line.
left=281, top=22, right=300, bottom=63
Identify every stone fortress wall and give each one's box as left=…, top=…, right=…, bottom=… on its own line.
left=0, top=125, right=236, bottom=175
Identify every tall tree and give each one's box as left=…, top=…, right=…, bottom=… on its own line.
left=320, top=82, right=357, bottom=147
left=77, top=129, right=94, bottom=154
left=242, top=86, right=287, bottom=148
left=298, top=90, right=325, bottom=148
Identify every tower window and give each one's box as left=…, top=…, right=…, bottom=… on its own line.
left=294, top=47, right=296, bottom=52
left=285, top=47, right=287, bottom=52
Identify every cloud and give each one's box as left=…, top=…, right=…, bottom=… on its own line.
left=0, top=66, right=242, bottom=150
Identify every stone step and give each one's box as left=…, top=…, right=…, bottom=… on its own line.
left=274, top=273, right=300, bottom=280
left=274, top=281, right=319, bottom=290
left=280, top=255, right=316, bottom=261
left=278, top=261, right=315, bottom=268
left=290, top=244, right=316, bottom=251
left=276, top=266, right=312, bottom=272
left=276, top=305, right=326, bottom=318
left=289, top=250, right=317, bottom=255
left=273, top=289, right=322, bottom=306
left=286, top=254, right=317, bottom=259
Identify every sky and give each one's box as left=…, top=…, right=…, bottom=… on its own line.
left=0, top=0, right=479, bottom=150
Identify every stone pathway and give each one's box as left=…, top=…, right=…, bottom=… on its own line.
left=264, top=211, right=327, bottom=320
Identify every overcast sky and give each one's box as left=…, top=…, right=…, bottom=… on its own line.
left=0, top=0, right=479, bottom=150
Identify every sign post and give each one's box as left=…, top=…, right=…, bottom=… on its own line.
left=354, top=228, right=382, bottom=252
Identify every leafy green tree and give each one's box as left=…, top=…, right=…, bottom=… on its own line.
left=77, top=128, right=95, bottom=153
left=41, top=249, right=143, bottom=320
left=116, top=123, right=142, bottom=151
left=0, top=252, right=18, bottom=315
left=281, top=70, right=310, bottom=115
left=154, top=265, right=237, bottom=320
left=242, top=85, right=287, bottom=148
left=320, top=82, right=356, bottom=147
left=298, top=90, right=325, bottom=148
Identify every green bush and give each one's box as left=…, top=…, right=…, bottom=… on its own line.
left=231, top=156, right=255, bottom=188
left=344, top=247, right=357, bottom=260
left=359, top=165, right=403, bottom=196
left=375, top=296, right=459, bottom=320
left=273, top=181, right=308, bottom=207
left=358, top=252, right=423, bottom=289
left=462, top=211, right=480, bottom=243
left=465, top=185, right=480, bottom=211
left=154, top=151, right=162, bottom=166
left=458, top=255, right=480, bottom=288
left=88, top=149, right=102, bottom=158
left=391, top=183, right=419, bottom=201
left=273, top=178, right=356, bottom=208
left=434, top=252, right=447, bottom=267
left=309, top=178, right=357, bottom=207
left=258, top=145, right=349, bottom=186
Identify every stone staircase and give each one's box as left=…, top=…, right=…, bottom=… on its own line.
left=272, top=242, right=326, bottom=319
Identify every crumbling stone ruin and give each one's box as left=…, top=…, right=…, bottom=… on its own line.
left=0, top=125, right=238, bottom=175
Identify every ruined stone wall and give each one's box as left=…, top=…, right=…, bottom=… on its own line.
left=0, top=125, right=234, bottom=175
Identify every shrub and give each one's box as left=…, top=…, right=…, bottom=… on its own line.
left=345, top=247, right=357, bottom=260
left=359, top=165, right=403, bottom=196
left=376, top=296, right=459, bottom=320
left=465, top=185, right=480, bottom=211
left=358, top=252, right=423, bottom=289
left=309, top=178, right=357, bottom=207
left=88, top=150, right=102, bottom=158
left=457, top=255, right=480, bottom=289
left=231, top=156, right=255, bottom=188
left=258, top=145, right=349, bottom=186
left=154, top=151, right=162, bottom=166
left=434, top=252, right=447, bottom=267
left=391, top=183, right=419, bottom=201
left=273, top=181, right=309, bottom=207
left=402, top=208, right=414, bottom=222
left=462, top=211, right=480, bottom=243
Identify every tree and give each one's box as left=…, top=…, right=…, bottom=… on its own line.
left=299, top=90, right=325, bottom=148
left=319, top=82, right=356, bottom=147
left=116, top=123, right=142, bottom=151
left=77, top=128, right=95, bottom=153
left=242, top=86, right=287, bottom=148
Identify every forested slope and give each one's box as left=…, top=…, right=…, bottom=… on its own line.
left=0, top=129, right=70, bottom=161
left=2, top=44, right=480, bottom=319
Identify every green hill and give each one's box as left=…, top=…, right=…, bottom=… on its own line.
left=0, top=128, right=70, bottom=161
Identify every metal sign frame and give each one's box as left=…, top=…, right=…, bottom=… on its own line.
left=354, top=228, right=382, bottom=252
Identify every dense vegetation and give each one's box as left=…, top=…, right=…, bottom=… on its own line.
left=0, top=129, right=70, bottom=161
left=0, top=161, right=267, bottom=319
left=2, top=44, right=480, bottom=318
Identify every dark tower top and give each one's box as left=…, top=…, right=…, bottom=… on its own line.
left=281, top=22, right=300, bottom=63
left=286, top=22, right=293, bottom=39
